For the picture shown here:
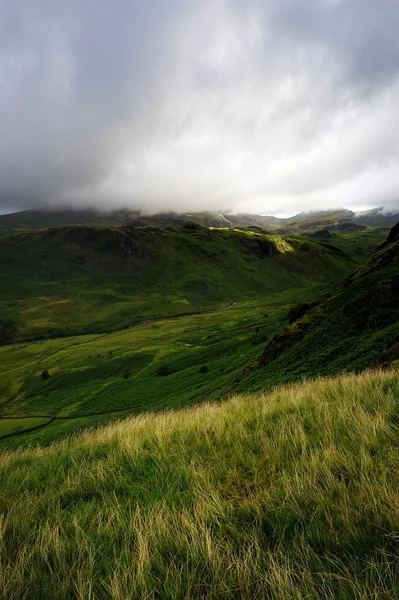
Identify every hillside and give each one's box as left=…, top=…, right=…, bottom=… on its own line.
left=0, top=208, right=137, bottom=230
left=0, top=369, right=398, bottom=599
left=0, top=208, right=279, bottom=231
left=0, top=223, right=354, bottom=343
left=0, top=207, right=392, bottom=274
left=241, top=223, right=399, bottom=391
left=355, top=207, right=399, bottom=228
left=270, top=209, right=390, bottom=262
left=275, top=208, right=399, bottom=232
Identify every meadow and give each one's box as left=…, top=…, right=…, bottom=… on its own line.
left=0, top=288, right=321, bottom=448
left=1, top=368, right=398, bottom=599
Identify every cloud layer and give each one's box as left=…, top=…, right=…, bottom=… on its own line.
left=1, top=0, right=399, bottom=215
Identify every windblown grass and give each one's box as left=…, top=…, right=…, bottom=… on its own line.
left=1, top=368, right=399, bottom=599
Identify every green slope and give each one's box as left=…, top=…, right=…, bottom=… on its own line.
left=0, top=223, right=354, bottom=343
left=303, top=227, right=388, bottom=264
left=1, top=369, right=399, bottom=599
left=274, top=211, right=389, bottom=263
left=240, top=223, right=399, bottom=392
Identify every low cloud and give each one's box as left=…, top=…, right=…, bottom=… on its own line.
left=1, top=0, right=399, bottom=215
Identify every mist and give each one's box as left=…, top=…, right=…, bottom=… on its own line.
left=1, top=0, right=399, bottom=216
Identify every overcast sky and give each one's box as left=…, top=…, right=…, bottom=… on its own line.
left=1, top=0, right=399, bottom=216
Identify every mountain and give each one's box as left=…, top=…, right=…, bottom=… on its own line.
left=241, top=222, right=399, bottom=391
left=355, top=207, right=399, bottom=228
left=273, top=208, right=395, bottom=235
left=0, top=208, right=278, bottom=230
left=2, top=206, right=398, bottom=232
left=0, top=223, right=354, bottom=343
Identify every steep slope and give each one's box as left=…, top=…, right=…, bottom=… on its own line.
left=0, top=223, right=354, bottom=342
left=243, top=223, right=399, bottom=390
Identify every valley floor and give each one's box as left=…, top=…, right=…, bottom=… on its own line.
left=0, top=288, right=320, bottom=448
left=1, top=368, right=398, bottom=599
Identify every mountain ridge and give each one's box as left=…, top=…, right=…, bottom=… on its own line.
left=1, top=205, right=398, bottom=232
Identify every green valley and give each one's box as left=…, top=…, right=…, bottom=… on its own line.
left=0, top=217, right=398, bottom=450
left=0, top=209, right=398, bottom=600
left=0, top=288, right=317, bottom=447
left=0, top=223, right=354, bottom=343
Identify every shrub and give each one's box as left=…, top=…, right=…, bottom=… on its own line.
left=252, top=334, right=268, bottom=345
left=199, top=365, right=208, bottom=374
left=123, top=369, right=129, bottom=379
left=157, top=365, right=170, bottom=377
left=287, top=302, right=313, bottom=324
left=41, top=370, right=50, bottom=380
left=0, top=317, right=17, bottom=345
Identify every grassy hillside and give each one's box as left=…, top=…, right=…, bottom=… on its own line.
left=303, top=228, right=388, bottom=264
left=241, top=223, right=399, bottom=392
left=274, top=212, right=389, bottom=264
left=0, top=289, right=321, bottom=447
left=1, top=369, right=398, bottom=599
left=0, top=224, right=353, bottom=343
left=275, top=208, right=399, bottom=232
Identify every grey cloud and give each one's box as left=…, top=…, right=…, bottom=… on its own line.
left=0, top=0, right=398, bottom=215
left=267, top=0, right=399, bottom=92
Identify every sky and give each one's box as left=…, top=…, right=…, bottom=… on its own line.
left=1, top=0, right=399, bottom=216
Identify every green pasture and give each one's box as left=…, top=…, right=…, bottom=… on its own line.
left=0, top=288, right=319, bottom=447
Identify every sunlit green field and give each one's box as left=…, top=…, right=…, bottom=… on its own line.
left=0, top=288, right=321, bottom=447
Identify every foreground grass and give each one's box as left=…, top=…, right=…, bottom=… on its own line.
left=1, top=369, right=399, bottom=599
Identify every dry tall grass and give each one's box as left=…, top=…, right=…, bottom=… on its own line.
left=1, top=369, right=399, bottom=599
